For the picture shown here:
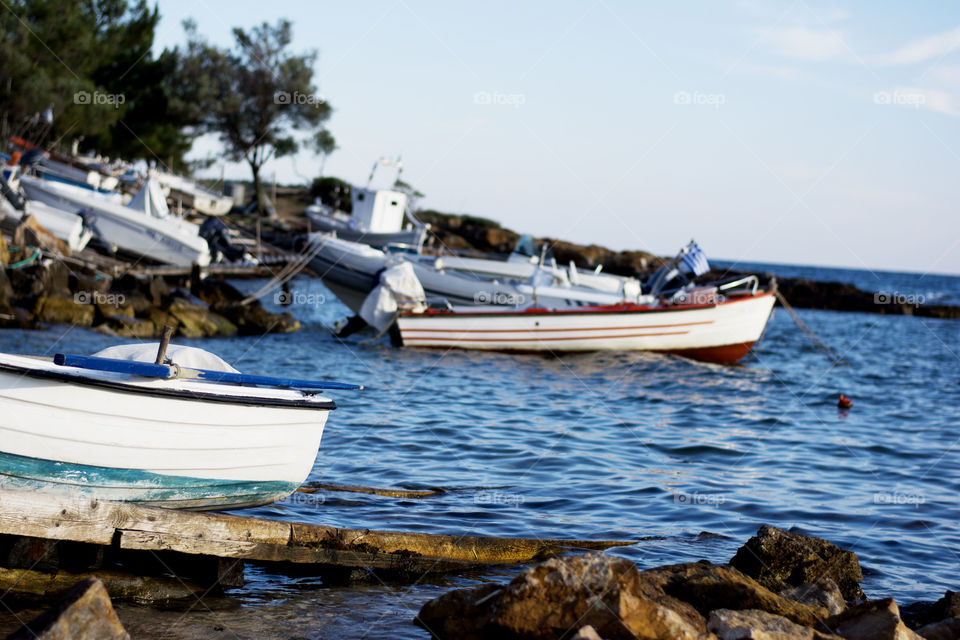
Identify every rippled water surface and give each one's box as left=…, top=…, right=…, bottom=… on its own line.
left=0, top=263, right=957, bottom=638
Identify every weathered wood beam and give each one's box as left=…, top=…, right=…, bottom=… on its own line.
left=0, top=566, right=203, bottom=602
left=0, top=489, right=635, bottom=573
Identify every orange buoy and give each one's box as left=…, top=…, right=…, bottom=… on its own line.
left=837, top=394, right=852, bottom=409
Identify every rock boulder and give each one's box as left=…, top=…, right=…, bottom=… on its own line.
left=730, top=526, right=865, bottom=600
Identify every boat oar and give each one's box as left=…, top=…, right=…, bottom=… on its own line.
left=52, top=354, right=363, bottom=391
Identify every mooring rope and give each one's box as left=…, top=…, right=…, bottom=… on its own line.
left=775, top=290, right=849, bottom=367
left=240, top=235, right=329, bottom=305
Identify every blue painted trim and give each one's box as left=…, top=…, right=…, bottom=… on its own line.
left=54, top=354, right=364, bottom=391
left=0, top=450, right=300, bottom=510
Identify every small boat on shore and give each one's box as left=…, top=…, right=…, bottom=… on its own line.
left=0, top=168, right=92, bottom=252
left=0, top=344, right=361, bottom=510
left=151, top=169, right=234, bottom=216
left=18, top=173, right=211, bottom=266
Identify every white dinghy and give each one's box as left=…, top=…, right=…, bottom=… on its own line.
left=0, top=344, right=361, bottom=510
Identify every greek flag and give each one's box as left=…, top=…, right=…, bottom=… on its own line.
left=680, top=242, right=710, bottom=276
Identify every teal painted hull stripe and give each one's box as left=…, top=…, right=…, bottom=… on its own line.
left=0, top=450, right=300, bottom=509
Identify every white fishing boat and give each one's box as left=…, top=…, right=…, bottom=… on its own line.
left=306, top=185, right=426, bottom=248
left=0, top=169, right=92, bottom=252
left=395, top=241, right=777, bottom=363
left=152, top=170, right=234, bottom=216
left=0, top=344, right=361, bottom=510
left=397, top=285, right=776, bottom=363
left=306, top=233, right=641, bottom=317
left=18, top=174, right=211, bottom=266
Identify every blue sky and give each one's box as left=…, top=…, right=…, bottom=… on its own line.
left=153, top=1, right=960, bottom=274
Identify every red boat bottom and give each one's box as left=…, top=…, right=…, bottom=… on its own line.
left=663, top=341, right=756, bottom=364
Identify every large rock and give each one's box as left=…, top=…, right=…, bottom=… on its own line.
left=917, top=618, right=960, bottom=640
left=824, top=598, right=921, bottom=640
left=779, top=578, right=846, bottom=616
left=902, top=590, right=960, bottom=629
left=730, top=526, right=865, bottom=600
left=640, top=562, right=828, bottom=628
left=95, top=315, right=156, bottom=339
left=14, top=214, right=70, bottom=256
left=34, top=292, right=94, bottom=327
left=0, top=267, right=15, bottom=306
left=708, top=609, right=841, bottom=640
left=214, top=301, right=300, bottom=335
left=416, top=552, right=707, bottom=640
left=6, top=577, right=129, bottom=640
left=167, top=298, right=237, bottom=337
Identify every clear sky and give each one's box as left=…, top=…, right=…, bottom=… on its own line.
left=153, top=1, right=960, bottom=274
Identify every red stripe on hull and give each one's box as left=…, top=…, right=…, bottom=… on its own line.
left=662, top=341, right=756, bottom=364
left=402, top=330, right=690, bottom=343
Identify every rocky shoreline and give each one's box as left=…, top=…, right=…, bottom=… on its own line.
left=415, top=525, right=958, bottom=640
left=0, top=220, right=298, bottom=338
left=1, top=205, right=956, bottom=340
left=4, top=524, right=956, bottom=639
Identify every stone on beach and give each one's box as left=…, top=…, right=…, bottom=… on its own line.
left=823, top=598, right=922, bottom=640
left=5, top=577, right=129, bottom=640
left=33, top=291, right=94, bottom=327
left=915, top=618, right=960, bottom=640
left=707, top=608, right=841, bottom=639
left=639, top=562, right=829, bottom=628
left=778, top=578, right=846, bottom=616
left=415, top=551, right=707, bottom=640
left=730, top=526, right=865, bottom=601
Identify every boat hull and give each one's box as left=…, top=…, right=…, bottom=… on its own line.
left=0, top=358, right=329, bottom=509
left=306, top=210, right=426, bottom=248
left=19, top=175, right=211, bottom=266
left=307, top=235, right=581, bottom=315
left=397, top=292, right=776, bottom=363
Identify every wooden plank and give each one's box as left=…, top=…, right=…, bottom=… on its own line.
left=118, top=530, right=477, bottom=574
left=290, top=524, right=634, bottom=564
left=0, top=566, right=204, bottom=602
left=0, top=490, right=291, bottom=546
left=0, top=489, right=635, bottom=572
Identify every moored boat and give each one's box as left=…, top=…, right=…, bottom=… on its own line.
left=0, top=344, right=360, bottom=510
left=396, top=283, right=776, bottom=363
left=306, top=233, right=643, bottom=317
left=306, top=184, right=427, bottom=248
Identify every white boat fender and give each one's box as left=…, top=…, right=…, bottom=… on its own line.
left=358, top=262, right=427, bottom=333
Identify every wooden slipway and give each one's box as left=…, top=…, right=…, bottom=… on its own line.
left=0, top=489, right=635, bottom=594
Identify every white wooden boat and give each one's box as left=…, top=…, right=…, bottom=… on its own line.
left=152, top=170, right=234, bottom=216
left=397, top=285, right=776, bottom=364
left=18, top=174, right=211, bottom=266
left=0, top=345, right=359, bottom=510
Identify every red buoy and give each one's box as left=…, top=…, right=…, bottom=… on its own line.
left=837, top=394, right=852, bottom=409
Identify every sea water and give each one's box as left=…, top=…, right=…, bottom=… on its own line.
left=0, top=262, right=956, bottom=638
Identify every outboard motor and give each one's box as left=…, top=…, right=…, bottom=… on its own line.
left=19, top=148, right=47, bottom=168
left=0, top=174, right=26, bottom=211
left=199, top=217, right=245, bottom=262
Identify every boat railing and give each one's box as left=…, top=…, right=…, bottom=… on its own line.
left=716, top=275, right=759, bottom=295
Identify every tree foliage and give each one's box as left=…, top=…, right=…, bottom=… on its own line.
left=310, top=176, right=351, bottom=212
left=0, top=0, right=195, bottom=168
left=178, top=18, right=334, bottom=213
